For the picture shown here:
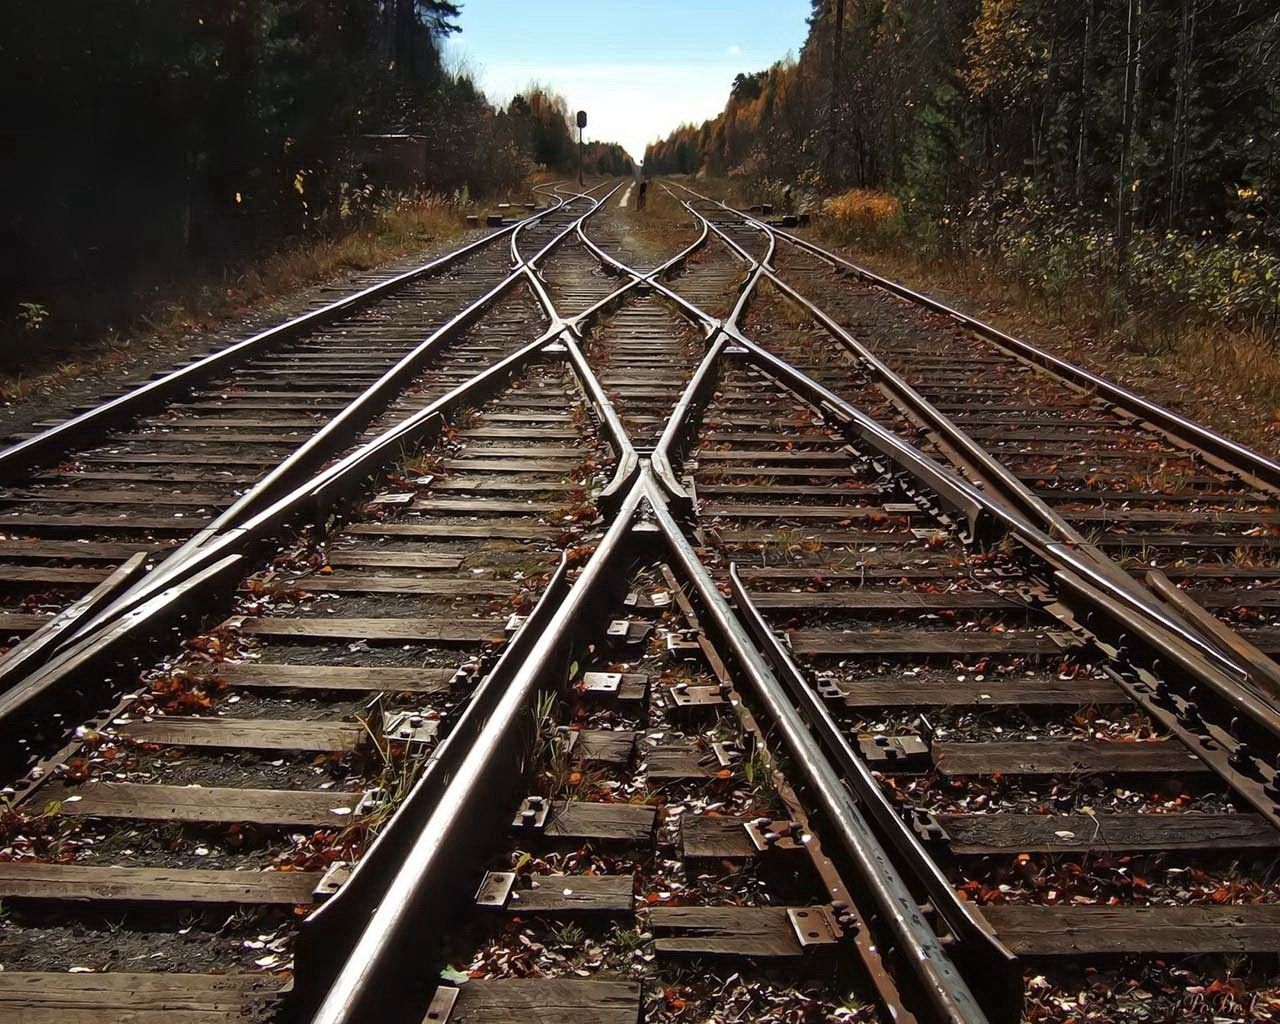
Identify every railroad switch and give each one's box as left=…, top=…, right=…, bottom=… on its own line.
left=858, top=733, right=931, bottom=772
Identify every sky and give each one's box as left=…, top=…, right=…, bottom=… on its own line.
left=444, top=0, right=812, bottom=162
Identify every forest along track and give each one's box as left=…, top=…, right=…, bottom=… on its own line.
left=0, top=189, right=590, bottom=645
left=0, top=341, right=613, bottom=1020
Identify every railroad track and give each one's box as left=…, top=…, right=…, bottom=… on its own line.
left=663, top=186, right=1280, bottom=1020
left=0, top=187, right=585, bottom=666
left=0, top=178, right=1278, bottom=1024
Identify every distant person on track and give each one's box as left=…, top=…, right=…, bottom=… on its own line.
left=637, top=179, right=648, bottom=211
left=783, top=184, right=793, bottom=213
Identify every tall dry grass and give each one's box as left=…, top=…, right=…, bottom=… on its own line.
left=824, top=189, right=903, bottom=238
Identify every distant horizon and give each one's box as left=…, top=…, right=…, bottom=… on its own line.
left=445, top=0, right=811, bottom=161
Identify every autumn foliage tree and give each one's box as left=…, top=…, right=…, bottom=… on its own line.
left=646, top=0, right=1279, bottom=337
left=646, top=0, right=1279, bottom=248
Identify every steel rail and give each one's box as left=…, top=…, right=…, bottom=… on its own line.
left=690, top=207, right=1064, bottom=537
left=0, top=551, right=249, bottom=772
left=652, top=195, right=1280, bottom=814
left=560, top=333, right=640, bottom=507
left=583, top=189, right=992, bottom=540
left=569, top=194, right=718, bottom=334
left=0, top=187, right=589, bottom=691
left=0, top=552, right=149, bottom=694
left=650, top=334, right=731, bottom=509
left=0, top=180, right=1111, bottom=1024
left=674, top=191, right=1076, bottom=527
left=2, top=192, right=705, bottom=1016
left=578, top=188, right=777, bottom=507
left=576, top=205, right=711, bottom=284
left=309, top=476, right=648, bottom=1024
left=285, top=179, right=1280, bottom=1024
left=676, top=192, right=1280, bottom=720
left=0, top=181, right=714, bottom=758
left=0, top=197, right=563, bottom=481
left=731, top=333, right=997, bottom=544
left=0, top=178, right=978, bottom=1024
left=672, top=183, right=1280, bottom=497
left=679, top=184, right=1280, bottom=706
left=642, top=471, right=996, bottom=1024
left=528, top=181, right=721, bottom=506
left=376, top=188, right=997, bottom=1024
left=518, top=181, right=661, bottom=504
left=200, top=189, right=596, bottom=531
left=271, top=184, right=1280, bottom=1023
left=726, top=564, right=1018, bottom=979
left=298, top=182, right=1004, bottom=1024
left=566, top=209, right=719, bottom=335
left=306, top=471, right=993, bottom=1024
left=611, top=226, right=1280, bottom=997
left=648, top=247, right=774, bottom=503
left=1144, top=568, right=1280, bottom=695
left=292, top=554, right=576, bottom=1013
left=618, top=195, right=1280, bottom=828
